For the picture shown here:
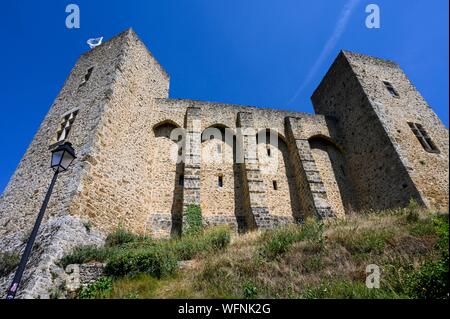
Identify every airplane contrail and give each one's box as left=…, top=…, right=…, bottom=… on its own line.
left=288, top=0, right=361, bottom=105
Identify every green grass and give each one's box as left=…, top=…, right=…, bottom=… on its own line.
left=333, top=227, right=395, bottom=255
left=299, top=280, right=405, bottom=299
left=78, top=274, right=183, bottom=299
left=259, top=219, right=323, bottom=260
left=0, top=251, right=20, bottom=277
left=68, top=206, right=448, bottom=300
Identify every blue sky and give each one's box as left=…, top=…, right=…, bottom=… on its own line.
left=0, top=0, right=448, bottom=194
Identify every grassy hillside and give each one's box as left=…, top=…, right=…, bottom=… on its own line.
left=62, top=202, right=449, bottom=299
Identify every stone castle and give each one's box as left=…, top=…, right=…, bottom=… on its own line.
left=0, top=29, right=448, bottom=298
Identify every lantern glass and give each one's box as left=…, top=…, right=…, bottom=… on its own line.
left=51, top=150, right=63, bottom=169
left=60, top=150, right=75, bottom=170
left=51, top=142, right=76, bottom=172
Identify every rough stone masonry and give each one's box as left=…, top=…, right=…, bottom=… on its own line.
left=0, top=28, right=448, bottom=298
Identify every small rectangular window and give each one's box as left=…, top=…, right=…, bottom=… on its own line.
left=267, top=148, right=271, bottom=157
left=57, top=110, right=78, bottom=142
left=383, top=81, right=399, bottom=97
left=218, top=175, right=223, bottom=188
left=408, top=122, right=439, bottom=153
left=79, top=67, right=94, bottom=87
left=179, top=175, right=184, bottom=187
left=273, top=181, right=278, bottom=190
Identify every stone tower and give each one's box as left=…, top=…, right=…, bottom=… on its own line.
left=312, top=51, right=449, bottom=211
left=0, top=29, right=170, bottom=298
left=0, top=30, right=448, bottom=298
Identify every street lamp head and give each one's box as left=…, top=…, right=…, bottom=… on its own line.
left=51, top=142, right=76, bottom=172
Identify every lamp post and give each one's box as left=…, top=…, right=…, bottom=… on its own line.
left=5, top=142, right=76, bottom=299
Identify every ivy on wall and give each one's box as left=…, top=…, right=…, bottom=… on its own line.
left=184, top=205, right=203, bottom=236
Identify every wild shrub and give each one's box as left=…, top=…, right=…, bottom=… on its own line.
left=78, top=277, right=113, bottom=299
left=433, top=214, right=449, bottom=251
left=243, top=281, right=258, bottom=299
left=259, top=225, right=305, bottom=260
left=170, top=237, right=201, bottom=261
left=302, top=218, right=325, bottom=252
left=105, top=228, right=147, bottom=247
left=405, top=214, right=449, bottom=299
left=259, top=219, right=324, bottom=260
left=59, top=245, right=115, bottom=268
left=405, top=199, right=421, bottom=223
left=104, top=246, right=178, bottom=278
left=0, top=251, right=20, bottom=277
left=406, top=256, right=449, bottom=299
left=171, top=226, right=231, bottom=260
left=202, top=226, right=231, bottom=251
left=334, top=228, right=394, bottom=255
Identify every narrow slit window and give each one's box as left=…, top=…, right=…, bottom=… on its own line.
left=79, top=67, right=94, bottom=87
left=56, top=110, right=78, bottom=142
left=408, top=122, right=439, bottom=153
left=267, top=147, right=271, bottom=157
left=273, top=181, right=278, bottom=190
left=179, top=175, right=184, bottom=187
left=218, top=175, right=223, bottom=188
left=383, top=81, right=399, bottom=97
left=340, top=165, right=346, bottom=177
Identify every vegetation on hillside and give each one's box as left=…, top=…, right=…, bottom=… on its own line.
left=61, top=203, right=449, bottom=299
left=0, top=251, right=20, bottom=277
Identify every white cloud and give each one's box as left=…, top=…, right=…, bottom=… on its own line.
left=288, top=0, right=361, bottom=105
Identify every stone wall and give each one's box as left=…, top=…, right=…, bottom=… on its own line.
left=147, top=98, right=348, bottom=232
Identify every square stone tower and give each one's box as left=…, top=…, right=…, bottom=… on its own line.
left=312, top=51, right=449, bottom=211
left=0, top=28, right=169, bottom=298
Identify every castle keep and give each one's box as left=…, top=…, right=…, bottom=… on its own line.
left=0, top=29, right=448, bottom=298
